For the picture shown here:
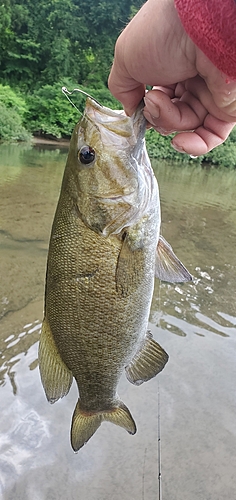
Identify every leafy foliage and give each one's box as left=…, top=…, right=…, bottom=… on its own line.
left=25, top=83, right=79, bottom=138
left=0, top=84, right=31, bottom=141
left=0, top=0, right=143, bottom=88
left=25, top=80, right=121, bottom=138
left=204, top=128, right=236, bottom=168
left=146, top=128, right=236, bottom=168
left=0, top=0, right=12, bottom=64
left=0, top=83, right=28, bottom=117
left=0, top=0, right=235, bottom=166
left=146, top=129, right=184, bottom=162
left=0, top=102, right=31, bottom=141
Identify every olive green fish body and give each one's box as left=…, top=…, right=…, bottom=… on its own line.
left=39, top=98, right=191, bottom=451
left=46, top=185, right=157, bottom=408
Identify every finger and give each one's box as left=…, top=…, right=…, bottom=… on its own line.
left=171, top=115, right=235, bottom=155
left=143, top=89, right=207, bottom=133
left=152, top=85, right=177, bottom=98
left=174, top=82, right=186, bottom=97
left=195, top=49, right=236, bottom=116
left=108, top=63, right=145, bottom=116
left=108, top=4, right=149, bottom=116
left=185, top=75, right=236, bottom=121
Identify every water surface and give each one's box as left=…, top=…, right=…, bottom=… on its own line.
left=1, top=142, right=236, bottom=500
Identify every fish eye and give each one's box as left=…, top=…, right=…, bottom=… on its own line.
left=78, top=146, right=95, bottom=165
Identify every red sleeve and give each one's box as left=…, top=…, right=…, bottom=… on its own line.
left=175, top=0, right=236, bottom=80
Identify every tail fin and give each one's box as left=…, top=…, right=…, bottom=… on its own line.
left=71, top=399, right=136, bottom=452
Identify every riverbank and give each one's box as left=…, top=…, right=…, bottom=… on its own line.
left=32, top=136, right=70, bottom=147
left=1, top=82, right=236, bottom=168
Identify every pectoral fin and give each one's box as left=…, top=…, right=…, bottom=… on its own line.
left=38, top=317, right=73, bottom=403
left=155, top=235, right=192, bottom=283
left=71, top=399, right=136, bottom=452
left=116, top=230, right=144, bottom=297
left=125, top=331, right=169, bottom=386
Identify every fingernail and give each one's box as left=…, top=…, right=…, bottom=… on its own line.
left=155, top=127, right=168, bottom=135
left=144, top=96, right=160, bottom=118
left=124, top=107, right=135, bottom=117
left=143, top=110, right=158, bottom=126
left=171, top=142, right=186, bottom=153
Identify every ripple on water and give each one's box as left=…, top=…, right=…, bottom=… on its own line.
left=1, top=148, right=236, bottom=499
left=0, top=319, right=42, bottom=393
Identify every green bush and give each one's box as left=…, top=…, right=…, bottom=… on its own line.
left=146, top=129, right=182, bottom=161
left=0, top=84, right=31, bottom=142
left=204, top=127, right=236, bottom=168
left=0, top=102, right=31, bottom=142
left=4, top=77, right=234, bottom=169
left=25, top=82, right=78, bottom=138
left=26, top=80, right=121, bottom=138
left=146, top=127, right=236, bottom=168
left=0, top=84, right=28, bottom=118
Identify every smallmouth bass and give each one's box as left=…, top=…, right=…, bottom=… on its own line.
left=39, top=98, right=191, bottom=451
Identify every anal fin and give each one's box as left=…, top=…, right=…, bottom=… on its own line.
left=71, top=399, right=136, bottom=452
left=125, top=331, right=169, bottom=386
left=38, top=317, right=73, bottom=403
left=155, top=235, right=192, bottom=283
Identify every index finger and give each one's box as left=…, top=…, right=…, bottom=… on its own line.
left=108, top=61, right=145, bottom=116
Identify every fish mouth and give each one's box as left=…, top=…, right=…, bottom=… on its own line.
left=85, top=98, right=146, bottom=146
left=85, top=98, right=126, bottom=119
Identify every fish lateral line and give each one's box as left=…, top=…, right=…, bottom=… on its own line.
left=76, top=269, right=99, bottom=280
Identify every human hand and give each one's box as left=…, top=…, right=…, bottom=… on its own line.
left=108, top=0, right=236, bottom=156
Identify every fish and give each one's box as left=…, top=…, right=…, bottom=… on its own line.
left=38, top=98, right=192, bottom=452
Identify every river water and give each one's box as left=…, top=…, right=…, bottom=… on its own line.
left=0, top=142, right=236, bottom=500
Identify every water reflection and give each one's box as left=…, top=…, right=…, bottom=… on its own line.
left=1, top=319, right=41, bottom=393
left=1, top=144, right=236, bottom=499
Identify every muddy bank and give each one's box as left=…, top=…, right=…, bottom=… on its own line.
left=32, top=136, right=70, bottom=147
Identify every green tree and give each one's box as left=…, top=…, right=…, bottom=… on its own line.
left=0, top=0, right=143, bottom=88
left=0, top=84, right=30, bottom=141
left=0, top=0, right=12, bottom=67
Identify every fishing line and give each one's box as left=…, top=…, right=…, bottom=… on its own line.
left=157, top=381, right=162, bottom=500
left=62, top=86, right=103, bottom=113
left=158, top=280, right=162, bottom=327
left=142, top=447, right=147, bottom=500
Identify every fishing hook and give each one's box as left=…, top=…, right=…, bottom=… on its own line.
left=62, top=86, right=103, bottom=113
